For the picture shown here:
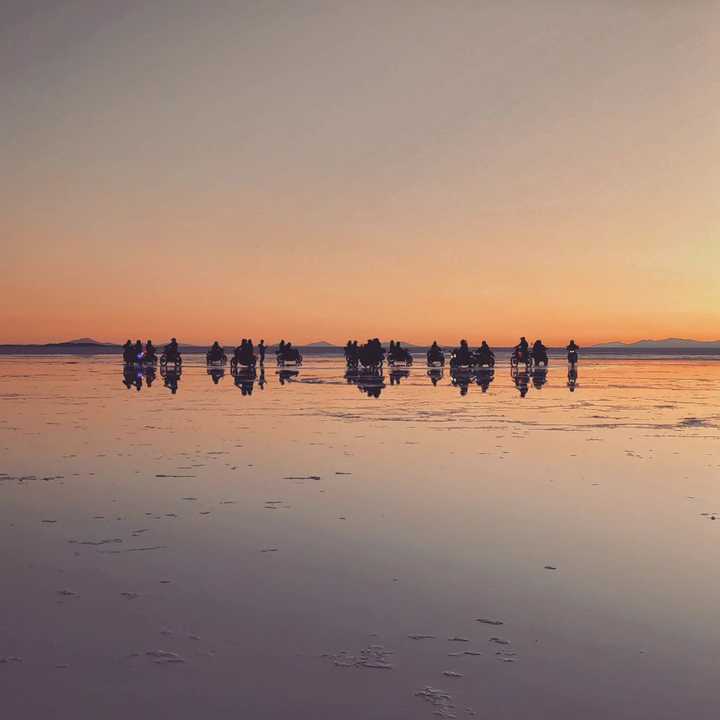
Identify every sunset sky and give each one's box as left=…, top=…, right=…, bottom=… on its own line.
left=2, top=1, right=718, bottom=346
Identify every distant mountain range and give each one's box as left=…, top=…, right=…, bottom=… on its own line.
left=50, top=337, right=720, bottom=349
left=1, top=337, right=718, bottom=353
left=50, top=337, right=109, bottom=346
left=591, top=338, right=720, bottom=349
left=43, top=338, right=423, bottom=348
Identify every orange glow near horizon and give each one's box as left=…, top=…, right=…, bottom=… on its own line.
left=2, top=2, right=719, bottom=346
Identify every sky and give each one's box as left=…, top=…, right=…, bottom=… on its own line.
left=1, top=0, right=719, bottom=346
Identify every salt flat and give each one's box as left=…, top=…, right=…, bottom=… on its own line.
left=1, top=355, right=719, bottom=719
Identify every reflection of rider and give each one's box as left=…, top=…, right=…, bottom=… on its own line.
left=123, top=364, right=141, bottom=390
left=427, top=368, right=443, bottom=386
left=532, top=365, right=548, bottom=389
left=163, top=366, right=180, bottom=394
left=452, top=374, right=470, bottom=396
left=477, top=372, right=493, bottom=392
left=390, top=369, right=408, bottom=385
left=512, top=369, right=529, bottom=398
left=278, top=369, right=299, bottom=385
left=144, top=366, right=156, bottom=387
left=567, top=366, right=578, bottom=392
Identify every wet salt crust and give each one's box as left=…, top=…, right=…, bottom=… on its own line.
left=1, top=354, right=720, bottom=719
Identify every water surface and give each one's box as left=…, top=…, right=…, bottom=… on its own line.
left=1, top=355, right=719, bottom=719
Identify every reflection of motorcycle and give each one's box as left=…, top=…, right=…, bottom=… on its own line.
left=532, top=366, right=548, bottom=389
left=567, top=366, right=578, bottom=392
left=160, top=364, right=182, bottom=394
left=207, top=367, right=225, bottom=384
left=389, top=368, right=410, bottom=385
left=511, top=367, right=530, bottom=397
left=356, top=369, right=385, bottom=398
left=427, top=368, right=444, bottom=386
left=450, top=367, right=473, bottom=396
left=277, top=369, right=299, bottom=385
left=232, top=365, right=257, bottom=395
left=475, top=366, right=495, bottom=393
left=144, top=366, right=156, bottom=387
left=123, top=364, right=142, bottom=391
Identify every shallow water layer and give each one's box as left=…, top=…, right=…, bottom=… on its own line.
left=1, top=355, right=719, bottom=719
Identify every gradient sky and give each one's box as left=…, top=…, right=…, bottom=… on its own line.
left=2, top=0, right=719, bottom=345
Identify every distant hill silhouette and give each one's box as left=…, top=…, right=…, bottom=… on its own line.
left=592, top=337, right=720, bottom=349
left=49, top=337, right=112, bottom=346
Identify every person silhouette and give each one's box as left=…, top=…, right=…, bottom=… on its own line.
left=566, top=340, right=580, bottom=365
left=454, top=339, right=471, bottom=366
left=258, top=340, right=266, bottom=364
left=145, top=340, right=156, bottom=362
left=513, top=337, right=529, bottom=365
left=207, top=341, right=225, bottom=363
left=532, top=339, right=548, bottom=367
left=476, top=340, right=495, bottom=366
left=164, top=338, right=181, bottom=364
